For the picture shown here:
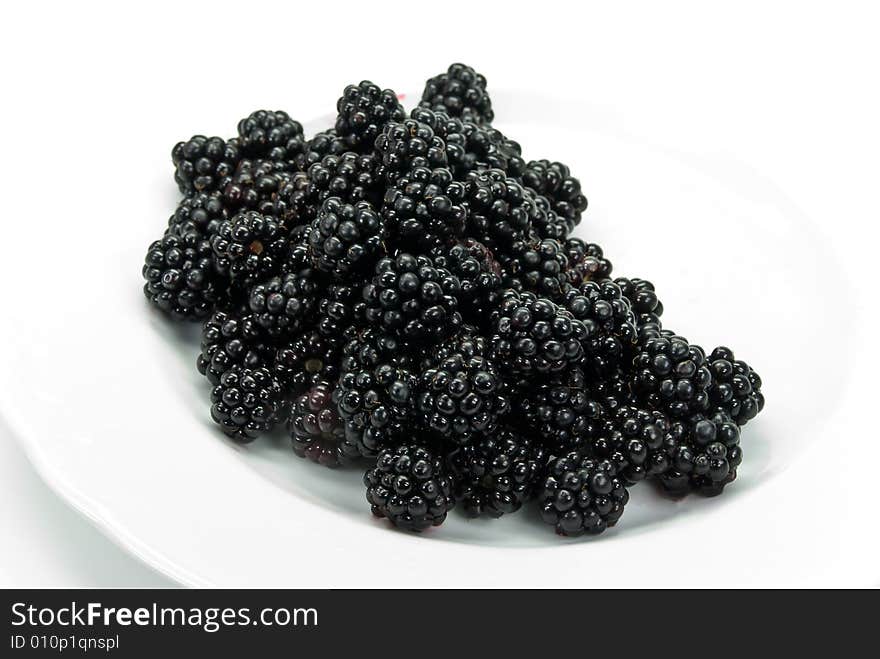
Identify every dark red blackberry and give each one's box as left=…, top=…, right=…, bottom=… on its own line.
left=236, top=110, right=305, bottom=163
left=420, top=63, right=494, bottom=124
left=365, top=444, right=455, bottom=531
left=373, top=118, right=448, bottom=182
left=564, top=238, right=613, bottom=285
left=381, top=166, right=467, bottom=249
left=294, top=130, right=348, bottom=171
left=415, top=335, right=509, bottom=445
left=539, top=453, right=629, bottom=536
left=706, top=347, right=764, bottom=425
left=142, top=231, right=222, bottom=321
left=248, top=268, right=320, bottom=338
left=272, top=330, right=341, bottom=394
left=430, top=240, right=502, bottom=326
left=210, top=365, right=283, bottom=443
left=464, top=169, right=541, bottom=249
left=631, top=334, right=712, bottom=418
left=288, top=382, right=357, bottom=467
left=362, top=253, right=462, bottom=343
left=658, top=411, right=743, bottom=497
left=591, top=405, right=673, bottom=485
left=562, top=279, right=638, bottom=375
left=197, top=310, right=271, bottom=385
left=165, top=191, right=228, bottom=238
left=172, top=135, right=241, bottom=195
left=335, top=81, right=405, bottom=152
left=448, top=427, right=546, bottom=517
left=520, top=160, right=588, bottom=233
left=308, top=197, right=386, bottom=278
left=500, top=237, right=571, bottom=302
left=221, top=158, right=292, bottom=215
left=489, top=290, right=587, bottom=376
left=212, top=211, right=289, bottom=285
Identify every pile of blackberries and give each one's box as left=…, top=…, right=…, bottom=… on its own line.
left=143, top=64, right=765, bottom=537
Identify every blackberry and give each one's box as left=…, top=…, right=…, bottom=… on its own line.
left=221, top=158, right=292, bottom=214
left=294, top=130, right=348, bottom=171
left=631, top=334, right=712, bottom=418
left=209, top=365, right=283, bottom=443
left=520, top=160, right=588, bottom=233
left=449, top=428, right=546, bottom=517
left=562, top=279, right=638, bottom=375
left=336, top=328, right=418, bottom=457
left=165, top=191, right=228, bottom=238
left=589, top=367, right=634, bottom=413
left=415, top=336, right=509, bottom=444
left=420, top=63, right=494, bottom=124
left=373, top=119, right=448, bottom=183
left=171, top=135, right=240, bottom=195
left=465, top=169, right=541, bottom=249
left=248, top=268, right=320, bottom=338
left=236, top=110, right=305, bottom=163
left=539, top=453, right=629, bottom=536
left=430, top=240, right=502, bottom=326
left=517, top=367, right=604, bottom=455
left=288, top=382, right=356, bottom=467
left=273, top=330, right=341, bottom=394
left=592, top=405, right=672, bottom=485
left=614, top=277, right=664, bottom=339
left=564, top=238, right=612, bottom=284
left=212, top=211, right=289, bottom=285
left=308, top=197, right=386, bottom=278
left=197, top=310, right=271, bottom=385
left=530, top=193, right=571, bottom=241
left=500, top=237, right=571, bottom=302
left=706, top=347, right=764, bottom=425
left=382, top=166, right=467, bottom=249
left=316, top=281, right=367, bottom=339
left=489, top=290, right=587, bottom=376
left=362, top=253, right=462, bottom=343
left=142, top=231, right=222, bottom=321
left=335, top=81, right=405, bottom=152
left=658, top=411, right=743, bottom=497
left=364, top=444, right=454, bottom=531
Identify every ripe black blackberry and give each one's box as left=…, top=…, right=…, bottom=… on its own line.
left=489, top=290, right=587, bottom=376
left=171, top=135, right=241, bottom=195
left=530, top=193, right=571, bottom=241
left=420, top=63, right=494, bottom=124
left=335, top=81, right=405, bottom=152
left=520, top=160, right=588, bottom=233
left=430, top=240, right=502, bottom=326
left=248, top=268, right=320, bottom=338
left=382, top=166, right=467, bottom=249
left=362, top=253, right=462, bottom=343
left=165, top=191, right=228, bottom=238
left=591, top=405, right=673, bottom=485
left=631, top=333, right=712, bottom=418
left=589, top=367, right=634, bottom=413
left=236, top=109, right=305, bottom=163
left=562, top=279, right=638, bottom=375
left=415, top=335, right=509, bottom=444
left=221, top=158, right=292, bottom=215
left=336, top=328, right=418, bottom=457
left=308, top=197, right=386, bottom=278
left=500, top=237, right=571, bottom=302
left=373, top=118, right=448, bottom=183
left=464, top=169, right=542, bottom=249
left=364, top=444, right=455, bottom=531
left=563, top=238, right=613, bottom=285
left=273, top=330, right=341, bottom=394
left=448, top=428, right=546, bottom=518
left=657, top=411, right=743, bottom=497
left=210, top=365, right=283, bottom=443
left=212, top=211, right=289, bottom=285
left=142, top=231, right=222, bottom=321
left=197, top=310, right=271, bottom=385
left=315, top=281, right=367, bottom=339
left=517, top=367, right=604, bottom=455
left=294, top=130, right=348, bottom=171
left=706, top=347, right=764, bottom=425
left=288, top=382, right=358, bottom=468
left=614, top=277, right=664, bottom=339
left=539, top=452, right=629, bottom=536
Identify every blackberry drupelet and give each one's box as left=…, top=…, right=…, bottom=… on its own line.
left=288, top=382, right=357, bottom=467
left=212, top=211, right=289, bottom=285
left=335, top=81, right=405, bottom=152
left=236, top=109, right=305, bottom=163
left=631, top=333, right=713, bottom=419
left=221, top=158, right=292, bottom=215
left=197, top=310, right=271, bottom=385
left=294, top=130, right=348, bottom=171
left=362, top=253, right=462, bottom=343
left=142, top=231, right=222, bottom=321
left=373, top=118, right=448, bottom=183
left=315, top=281, right=367, bottom=339
left=364, top=444, right=455, bottom=531
left=165, top=191, right=228, bottom=238
left=657, top=411, right=743, bottom=497
left=308, top=197, right=386, bottom=278
left=489, top=290, right=587, bottom=376
left=564, top=238, right=613, bottom=285
left=248, top=268, right=320, bottom=338
left=382, top=166, right=467, bottom=249
left=430, top=240, right=502, bottom=326
left=530, top=193, right=571, bottom=241
left=592, top=405, right=673, bottom=485
left=172, top=135, right=240, bottom=195
left=210, top=365, right=283, bottom=443
left=614, top=277, right=664, bottom=338
left=539, top=452, right=629, bottom=536
left=500, top=237, right=571, bottom=302
left=520, top=160, right=588, bottom=233
left=465, top=169, right=541, bottom=249
left=273, top=330, right=341, bottom=394
left=706, top=347, right=764, bottom=425
left=449, top=428, right=546, bottom=517
left=420, top=63, right=494, bottom=124
left=589, top=367, right=634, bottom=413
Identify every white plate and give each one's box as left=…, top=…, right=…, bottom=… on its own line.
left=0, top=92, right=855, bottom=587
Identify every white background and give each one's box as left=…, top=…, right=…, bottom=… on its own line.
left=1, top=1, right=878, bottom=586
